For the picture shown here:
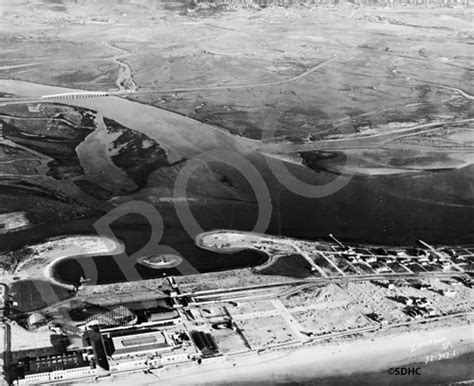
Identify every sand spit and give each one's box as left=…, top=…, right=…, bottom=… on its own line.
left=2, top=235, right=124, bottom=288
left=0, top=211, right=30, bottom=234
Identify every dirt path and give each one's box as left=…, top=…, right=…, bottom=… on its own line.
left=412, top=79, right=474, bottom=101
left=103, top=42, right=138, bottom=93
left=261, top=118, right=474, bottom=153
left=139, top=56, right=336, bottom=94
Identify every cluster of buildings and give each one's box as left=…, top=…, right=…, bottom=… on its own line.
left=200, top=231, right=472, bottom=280
left=6, top=236, right=472, bottom=385
left=13, top=316, right=212, bottom=384
left=394, top=295, right=438, bottom=319
left=93, top=323, right=196, bottom=374
left=15, top=351, right=96, bottom=385
left=11, top=295, right=227, bottom=385
left=329, top=241, right=466, bottom=277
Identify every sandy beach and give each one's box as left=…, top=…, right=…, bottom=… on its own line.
left=7, top=235, right=124, bottom=288
left=0, top=212, right=30, bottom=234
left=92, top=322, right=473, bottom=385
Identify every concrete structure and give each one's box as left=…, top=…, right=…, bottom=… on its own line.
left=15, top=351, right=96, bottom=385
left=40, top=91, right=109, bottom=101
left=106, top=330, right=171, bottom=359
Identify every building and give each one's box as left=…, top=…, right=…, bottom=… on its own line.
left=147, top=310, right=179, bottom=323
left=85, top=325, right=109, bottom=371
left=103, top=329, right=172, bottom=360
left=100, top=327, right=194, bottom=373
left=0, top=283, right=7, bottom=309
left=189, top=330, right=219, bottom=357
left=15, top=351, right=96, bottom=385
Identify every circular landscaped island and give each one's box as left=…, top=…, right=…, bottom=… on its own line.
left=137, top=254, right=183, bottom=269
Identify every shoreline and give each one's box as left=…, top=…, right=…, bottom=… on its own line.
left=6, top=235, right=124, bottom=289
left=196, top=229, right=474, bottom=274
left=136, top=254, right=184, bottom=269
left=44, top=235, right=124, bottom=288
left=196, top=229, right=474, bottom=251
left=0, top=211, right=31, bottom=235
left=99, top=322, right=474, bottom=385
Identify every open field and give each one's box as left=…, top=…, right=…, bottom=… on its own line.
left=0, top=1, right=472, bottom=238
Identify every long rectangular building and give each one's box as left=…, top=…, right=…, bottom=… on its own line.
left=102, top=329, right=173, bottom=360
left=15, top=351, right=96, bottom=385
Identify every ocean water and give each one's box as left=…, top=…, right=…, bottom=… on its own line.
left=313, top=352, right=474, bottom=385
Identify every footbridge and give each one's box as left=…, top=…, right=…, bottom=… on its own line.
left=39, top=89, right=136, bottom=101
left=40, top=91, right=110, bottom=101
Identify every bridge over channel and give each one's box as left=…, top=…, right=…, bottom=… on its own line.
left=40, top=91, right=111, bottom=101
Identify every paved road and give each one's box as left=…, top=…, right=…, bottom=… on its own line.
left=136, top=57, right=336, bottom=94
left=185, top=271, right=469, bottom=298
left=261, top=118, right=474, bottom=153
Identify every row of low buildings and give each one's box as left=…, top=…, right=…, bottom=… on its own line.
left=394, top=295, right=439, bottom=318
left=14, top=350, right=97, bottom=385
left=336, top=244, right=465, bottom=275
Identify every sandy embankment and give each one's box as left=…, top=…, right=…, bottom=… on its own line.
left=195, top=230, right=285, bottom=270
left=0, top=211, right=30, bottom=234
left=136, top=254, right=184, bottom=269
left=103, top=323, right=474, bottom=385
left=11, top=235, right=124, bottom=288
